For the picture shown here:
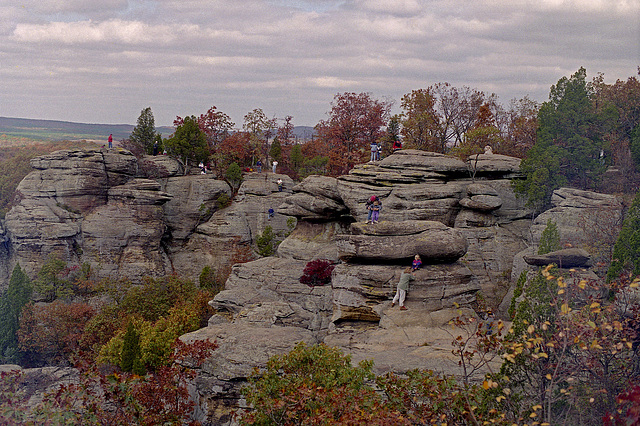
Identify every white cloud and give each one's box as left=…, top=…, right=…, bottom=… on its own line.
left=0, top=0, right=638, bottom=126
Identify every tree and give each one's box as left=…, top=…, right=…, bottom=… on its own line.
left=315, top=92, right=391, bottom=175
left=400, top=88, right=442, bottom=152
left=225, top=162, right=243, bottom=194
left=289, top=143, right=303, bottom=173
left=269, top=136, right=282, bottom=163
left=277, top=115, right=295, bottom=145
left=607, top=189, right=640, bottom=280
left=515, top=68, right=607, bottom=209
left=130, top=107, right=158, bottom=155
left=538, top=219, right=561, bottom=255
left=500, top=96, right=539, bottom=158
left=164, top=115, right=209, bottom=170
left=0, top=264, right=32, bottom=361
left=244, top=108, right=276, bottom=164
left=120, top=321, right=144, bottom=375
left=198, top=106, right=235, bottom=149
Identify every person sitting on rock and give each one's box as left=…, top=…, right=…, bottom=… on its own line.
left=392, top=267, right=414, bottom=310
left=268, top=208, right=275, bottom=219
left=370, top=199, right=381, bottom=224
left=411, top=254, right=422, bottom=271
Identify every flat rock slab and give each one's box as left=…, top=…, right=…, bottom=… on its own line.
left=336, top=221, right=467, bottom=262
left=523, top=248, right=591, bottom=268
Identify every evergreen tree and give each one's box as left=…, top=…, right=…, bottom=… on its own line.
left=515, top=68, right=607, bottom=209
left=538, top=219, right=561, bottom=255
left=130, top=107, right=158, bottom=155
left=269, top=137, right=282, bottom=163
left=0, top=264, right=32, bottom=361
left=290, top=143, right=303, bottom=173
left=224, top=162, right=243, bottom=193
left=164, top=115, right=209, bottom=169
left=607, top=189, right=640, bottom=281
left=120, top=321, right=144, bottom=375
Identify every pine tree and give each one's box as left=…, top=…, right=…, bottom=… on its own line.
left=0, top=264, right=32, bottom=361
left=130, top=107, right=158, bottom=155
left=607, top=189, right=640, bottom=281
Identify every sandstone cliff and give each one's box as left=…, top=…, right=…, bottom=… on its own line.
left=0, top=148, right=623, bottom=425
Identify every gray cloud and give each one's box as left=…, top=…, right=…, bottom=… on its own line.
left=0, top=0, right=638, bottom=127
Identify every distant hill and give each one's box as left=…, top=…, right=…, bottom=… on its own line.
left=0, top=117, right=316, bottom=142
left=0, top=117, right=174, bottom=142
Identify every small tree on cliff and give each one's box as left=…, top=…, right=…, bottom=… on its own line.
left=164, top=115, right=209, bottom=170
left=130, top=107, right=159, bottom=155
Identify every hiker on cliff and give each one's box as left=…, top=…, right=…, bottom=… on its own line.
left=272, top=160, right=278, bottom=173
left=277, top=178, right=283, bottom=192
left=370, top=198, right=381, bottom=224
left=392, top=267, right=414, bottom=310
left=365, top=195, right=380, bottom=224
left=411, top=254, right=422, bottom=271
left=268, top=208, right=275, bottom=219
left=370, top=141, right=378, bottom=161
left=108, top=134, right=113, bottom=149
left=257, top=160, right=262, bottom=173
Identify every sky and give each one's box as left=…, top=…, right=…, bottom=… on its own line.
left=1, top=0, right=639, bottom=128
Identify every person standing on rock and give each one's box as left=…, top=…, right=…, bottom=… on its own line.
left=370, top=198, right=381, bottom=224
left=392, top=267, right=414, bottom=310
left=108, top=134, right=113, bottom=149
left=277, top=178, right=283, bottom=192
left=257, top=160, right=262, bottom=173
left=272, top=160, right=278, bottom=173
left=370, top=141, right=378, bottom=161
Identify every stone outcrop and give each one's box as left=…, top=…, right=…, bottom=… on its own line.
left=0, top=147, right=626, bottom=425
left=523, top=248, right=591, bottom=268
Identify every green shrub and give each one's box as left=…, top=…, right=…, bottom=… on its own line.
left=538, top=219, right=561, bottom=255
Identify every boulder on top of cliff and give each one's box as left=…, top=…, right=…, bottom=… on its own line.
left=336, top=220, right=467, bottom=262
left=523, top=248, right=591, bottom=268
left=239, top=173, right=295, bottom=196
left=140, top=154, right=184, bottom=176
left=466, top=153, right=521, bottom=176
left=379, top=149, right=468, bottom=175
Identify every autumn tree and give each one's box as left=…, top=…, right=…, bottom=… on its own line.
left=164, top=115, right=209, bottom=170
left=198, top=106, right=235, bottom=149
left=400, top=88, right=442, bottom=152
left=241, top=342, right=406, bottom=425
left=277, top=115, right=295, bottom=145
left=315, top=92, right=391, bottom=175
left=244, top=108, right=277, bottom=164
left=500, top=96, right=539, bottom=157
left=130, top=107, right=159, bottom=155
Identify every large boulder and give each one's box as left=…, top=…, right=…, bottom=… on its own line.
left=336, top=221, right=467, bottom=262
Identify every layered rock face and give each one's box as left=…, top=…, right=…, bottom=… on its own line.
left=0, top=148, right=295, bottom=287
left=181, top=150, right=534, bottom=424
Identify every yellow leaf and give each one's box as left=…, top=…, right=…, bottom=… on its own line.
left=578, top=280, right=587, bottom=289
left=590, top=302, right=601, bottom=309
left=496, top=395, right=506, bottom=402
left=538, top=352, right=548, bottom=358
left=546, top=374, right=552, bottom=380
left=558, top=289, right=565, bottom=295
left=532, top=405, right=542, bottom=411
left=530, top=412, right=538, bottom=418
left=527, top=325, right=535, bottom=334
left=483, top=380, right=490, bottom=390
left=587, top=321, right=596, bottom=329
left=561, top=303, right=570, bottom=314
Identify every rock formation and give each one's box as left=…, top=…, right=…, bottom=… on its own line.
left=0, top=147, right=625, bottom=425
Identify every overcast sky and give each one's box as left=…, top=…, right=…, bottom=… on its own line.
left=1, top=0, right=638, bottom=128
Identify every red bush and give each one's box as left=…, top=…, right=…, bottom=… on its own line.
left=299, top=259, right=335, bottom=287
